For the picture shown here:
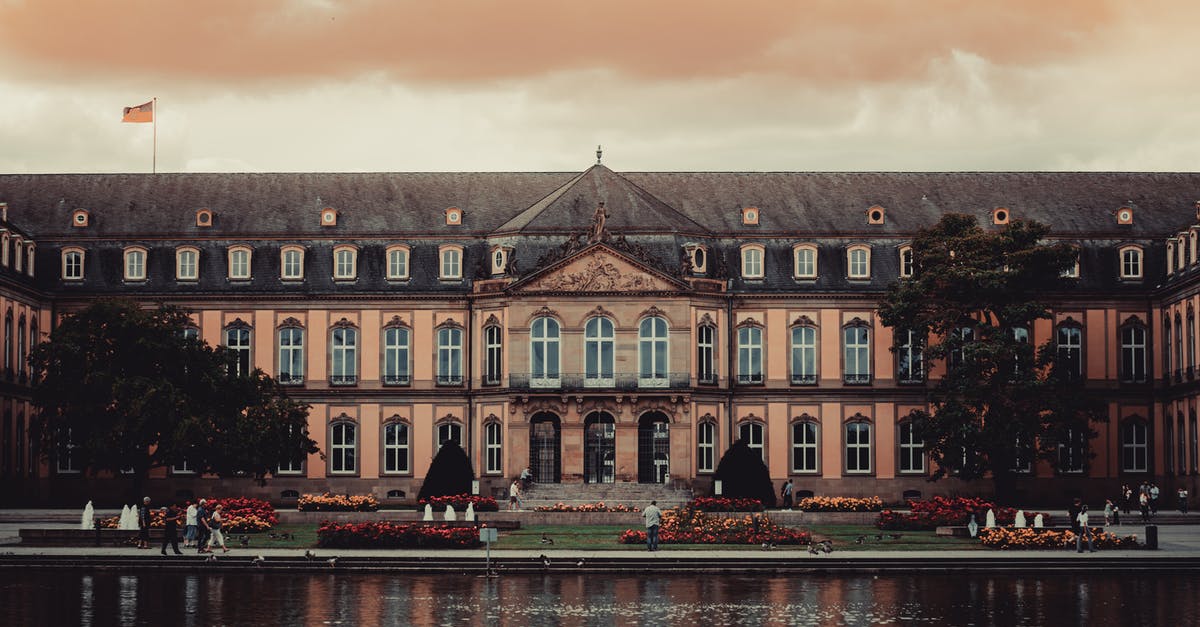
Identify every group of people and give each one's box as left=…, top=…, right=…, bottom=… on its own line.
left=136, top=497, right=231, bottom=555
left=508, top=467, right=533, bottom=511
left=1114, top=482, right=1189, bottom=523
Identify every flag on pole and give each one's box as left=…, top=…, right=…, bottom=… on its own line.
left=122, top=101, right=154, bottom=123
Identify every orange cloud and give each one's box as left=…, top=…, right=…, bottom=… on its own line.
left=0, top=0, right=1115, bottom=84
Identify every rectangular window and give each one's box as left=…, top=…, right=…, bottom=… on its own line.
left=794, top=247, right=816, bottom=278
left=737, top=326, right=763, bottom=384
left=739, top=422, right=765, bottom=460
left=1121, top=248, right=1142, bottom=279
left=483, top=326, right=502, bottom=385
left=843, top=326, right=870, bottom=384
left=1057, top=326, right=1083, bottom=381
left=331, top=423, right=357, bottom=474
left=229, top=249, right=251, bottom=279
left=383, top=327, right=411, bottom=385
left=897, top=330, right=924, bottom=383
left=848, top=248, right=869, bottom=278
left=224, top=327, right=252, bottom=377
left=697, top=422, right=716, bottom=473
left=791, top=422, right=818, bottom=473
left=334, top=249, right=356, bottom=280
left=124, top=250, right=146, bottom=280
left=282, top=249, right=303, bottom=280
left=845, top=423, right=872, bottom=473
left=791, top=326, right=817, bottom=384
left=331, top=327, right=358, bottom=385
left=742, top=248, right=763, bottom=278
left=697, top=325, right=716, bottom=384
left=278, top=328, right=304, bottom=385
left=1058, top=429, right=1085, bottom=473
left=383, top=422, right=410, bottom=474
left=63, top=251, right=84, bottom=280
left=1121, top=422, right=1148, bottom=473
left=438, top=328, right=463, bottom=384
left=485, top=423, right=503, bottom=474
left=176, top=249, right=198, bottom=281
left=898, top=422, right=924, bottom=473
left=441, top=248, right=462, bottom=279
left=56, top=429, right=78, bottom=474
left=1121, top=325, right=1147, bottom=383
left=388, top=248, right=409, bottom=280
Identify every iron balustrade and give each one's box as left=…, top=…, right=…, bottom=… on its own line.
left=436, top=374, right=464, bottom=385
left=509, top=372, right=691, bottom=391
left=791, top=374, right=818, bottom=385
left=843, top=374, right=871, bottom=384
left=381, top=374, right=411, bottom=386
left=330, top=375, right=357, bottom=386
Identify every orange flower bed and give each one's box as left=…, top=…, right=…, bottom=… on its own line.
left=978, top=527, right=1139, bottom=550
left=298, top=493, right=380, bottom=512
left=798, top=496, right=883, bottom=512
left=534, top=502, right=640, bottom=512
left=619, top=507, right=810, bottom=546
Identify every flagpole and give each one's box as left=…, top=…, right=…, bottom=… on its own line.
left=152, top=97, right=157, bottom=174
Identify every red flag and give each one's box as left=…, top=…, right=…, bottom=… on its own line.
left=122, top=101, right=153, bottom=123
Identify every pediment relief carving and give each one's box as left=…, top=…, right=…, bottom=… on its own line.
left=277, top=316, right=304, bottom=329
left=384, top=315, right=410, bottom=329
left=792, top=315, right=816, bottom=327
left=517, top=249, right=673, bottom=293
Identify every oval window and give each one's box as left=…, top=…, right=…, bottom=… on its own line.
left=693, top=249, right=705, bottom=269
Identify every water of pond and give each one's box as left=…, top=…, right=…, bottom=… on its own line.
left=0, top=571, right=1193, bottom=626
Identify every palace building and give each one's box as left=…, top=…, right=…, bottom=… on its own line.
left=0, top=163, right=1198, bottom=505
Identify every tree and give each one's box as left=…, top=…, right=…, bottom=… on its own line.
left=878, top=214, right=1107, bottom=503
left=712, top=439, right=776, bottom=508
left=417, top=441, right=474, bottom=501
left=30, top=299, right=317, bottom=499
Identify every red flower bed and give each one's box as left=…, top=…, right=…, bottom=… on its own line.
left=687, top=497, right=765, bottom=512
left=417, top=494, right=499, bottom=512
left=99, top=497, right=277, bottom=533
left=317, top=521, right=482, bottom=549
left=876, top=496, right=1051, bottom=531
left=619, top=507, right=810, bottom=546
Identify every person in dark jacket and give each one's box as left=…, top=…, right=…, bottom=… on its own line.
left=160, top=504, right=183, bottom=555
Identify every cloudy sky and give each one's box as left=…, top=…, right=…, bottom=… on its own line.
left=2, top=0, right=1198, bottom=173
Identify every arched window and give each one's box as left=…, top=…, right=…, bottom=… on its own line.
left=484, top=421, right=503, bottom=474
left=1189, top=308, right=1196, bottom=377
left=638, top=316, right=669, bottom=387
left=227, top=246, right=252, bottom=280
left=482, top=324, right=502, bottom=385
left=386, top=245, right=410, bottom=280
left=1121, top=419, right=1148, bottom=473
left=845, top=420, right=873, bottom=474
left=696, top=323, right=717, bottom=385
left=330, top=324, right=358, bottom=385
left=439, top=245, right=463, bottom=280
left=280, top=246, right=304, bottom=280
left=737, top=324, right=763, bottom=384
left=741, top=245, right=764, bottom=279
left=383, top=324, right=411, bottom=385
left=333, top=245, right=357, bottom=280
left=17, top=317, right=25, bottom=378
left=277, top=326, right=304, bottom=385
left=897, top=329, right=924, bottom=383
left=790, top=325, right=817, bottom=385
left=1120, top=322, right=1147, bottom=383
left=437, top=326, right=463, bottom=385
left=437, top=421, right=463, bottom=449
left=24, top=243, right=34, bottom=277
left=738, top=421, right=765, bottom=460
left=697, top=420, right=716, bottom=473
left=898, top=245, right=914, bottom=278
left=330, top=421, right=357, bottom=474
left=123, top=247, right=147, bottom=281
left=1056, top=324, right=1083, bottom=381
left=62, top=248, right=85, bottom=281
left=847, top=245, right=871, bottom=279
left=585, top=317, right=614, bottom=386
left=1120, top=246, right=1143, bottom=279
left=223, top=324, right=252, bottom=377
left=530, top=317, right=560, bottom=386
left=791, top=420, right=819, bottom=473
left=898, top=421, right=924, bottom=474
left=382, top=420, right=410, bottom=474
left=793, top=244, right=817, bottom=279
left=843, top=322, right=871, bottom=384
left=176, top=247, right=199, bottom=281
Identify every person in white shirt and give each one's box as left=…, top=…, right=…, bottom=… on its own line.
left=642, top=500, right=663, bottom=551
left=1076, top=504, right=1095, bottom=553
left=184, top=501, right=198, bottom=547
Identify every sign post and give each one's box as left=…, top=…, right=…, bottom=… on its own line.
left=480, top=525, right=498, bottom=576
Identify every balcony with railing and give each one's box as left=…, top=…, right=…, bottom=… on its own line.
left=509, top=372, right=691, bottom=391
left=330, top=374, right=357, bottom=386
left=843, top=373, right=871, bottom=385
left=381, top=374, right=411, bottom=386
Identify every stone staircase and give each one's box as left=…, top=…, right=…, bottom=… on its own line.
left=520, top=482, right=693, bottom=509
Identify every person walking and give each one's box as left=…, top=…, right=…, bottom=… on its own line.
left=1103, top=499, right=1114, bottom=526
left=183, top=500, right=198, bottom=548
left=196, top=499, right=211, bottom=553
left=136, top=497, right=152, bottom=549
left=1139, top=491, right=1151, bottom=523
left=207, top=503, right=229, bottom=553
left=642, top=500, right=662, bottom=552
left=1179, top=487, right=1190, bottom=514
left=160, top=504, right=183, bottom=555
left=508, top=480, right=521, bottom=512
left=1150, top=484, right=1160, bottom=515
left=1076, top=504, right=1095, bottom=553
left=780, top=479, right=794, bottom=510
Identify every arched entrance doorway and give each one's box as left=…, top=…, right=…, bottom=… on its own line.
left=638, top=411, right=670, bottom=483
left=584, top=411, right=616, bottom=484
left=528, top=412, right=561, bottom=483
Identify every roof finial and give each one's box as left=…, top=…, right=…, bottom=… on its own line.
left=596, top=145, right=602, bottom=165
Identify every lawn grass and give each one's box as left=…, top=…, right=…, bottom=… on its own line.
left=806, top=524, right=985, bottom=551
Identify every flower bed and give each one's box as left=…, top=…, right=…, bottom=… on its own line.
left=417, top=494, right=499, bottom=512
left=687, top=497, right=765, bottom=512
left=534, top=502, right=640, bottom=513
left=298, top=493, right=380, bottom=512
left=877, top=496, right=1050, bottom=531
left=798, top=496, right=883, bottom=512
left=978, top=527, right=1139, bottom=550
left=317, top=521, right=481, bottom=549
left=99, top=497, right=277, bottom=533
left=619, top=507, right=810, bottom=546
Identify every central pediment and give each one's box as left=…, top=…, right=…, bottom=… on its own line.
left=511, top=245, right=685, bottom=294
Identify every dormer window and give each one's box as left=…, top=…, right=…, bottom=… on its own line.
left=741, top=207, right=760, bottom=226
left=281, top=246, right=305, bottom=281
left=867, top=206, right=885, bottom=225
left=228, top=245, right=252, bottom=280
left=793, top=244, right=817, bottom=279
left=1061, top=254, right=1080, bottom=279
left=1117, top=206, right=1134, bottom=225
left=175, top=246, right=199, bottom=281
left=386, top=245, right=410, bottom=280
left=195, top=209, right=213, bottom=227
left=847, top=245, right=871, bottom=279
left=899, top=245, right=914, bottom=278
left=490, top=246, right=511, bottom=275
left=71, top=209, right=90, bottom=228
left=445, top=207, right=463, bottom=226
left=123, top=246, right=147, bottom=281
left=321, top=208, right=338, bottom=227
left=62, top=248, right=85, bottom=281
left=11, top=238, right=22, bottom=272
left=683, top=244, right=707, bottom=274
left=333, top=245, right=358, bottom=280
left=741, top=244, right=764, bottom=279
left=992, top=208, right=1010, bottom=225
left=439, top=245, right=463, bottom=280
left=1168, top=240, right=1176, bottom=275
left=1120, top=245, right=1143, bottom=279
left=24, top=243, right=34, bottom=277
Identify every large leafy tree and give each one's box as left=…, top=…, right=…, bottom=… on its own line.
left=878, top=214, right=1107, bottom=503
left=30, top=299, right=318, bottom=499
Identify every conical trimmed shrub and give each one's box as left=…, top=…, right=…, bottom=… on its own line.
left=712, top=438, right=776, bottom=508
left=417, top=441, right=475, bottom=502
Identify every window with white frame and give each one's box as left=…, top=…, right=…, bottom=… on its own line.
left=1164, top=317, right=1172, bottom=381
left=1121, top=420, right=1148, bottom=473
left=793, top=245, right=817, bottom=279
left=791, top=325, right=817, bottom=384
left=638, top=316, right=669, bottom=386
left=696, top=324, right=717, bottom=384
left=847, top=246, right=870, bottom=279
left=530, top=317, right=561, bottom=386
left=439, top=246, right=462, bottom=279
left=277, top=326, right=304, bottom=384
left=176, top=247, right=198, bottom=281
left=383, top=421, right=410, bottom=474
left=737, top=325, right=763, bottom=384
left=437, top=327, right=463, bottom=384
left=333, top=246, right=357, bottom=280
left=13, top=240, right=23, bottom=272
left=483, top=325, right=502, bottom=385
left=739, top=422, right=765, bottom=460
left=330, top=326, right=358, bottom=385
left=1056, top=325, right=1083, bottom=381
left=898, top=422, right=924, bottom=473
left=1058, top=428, right=1085, bottom=473
left=950, top=325, right=975, bottom=370
left=897, top=329, right=924, bottom=383
left=741, top=245, right=764, bottom=279
left=281, top=247, right=304, bottom=280
left=224, top=326, right=252, bottom=377
left=1061, top=254, right=1080, bottom=278
left=330, top=422, right=357, bottom=474
left=383, top=326, right=411, bottom=385
left=1120, top=246, right=1143, bottom=279
left=697, top=421, right=716, bottom=473
left=228, top=247, right=251, bottom=280
left=123, top=247, right=146, bottom=281
left=24, top=244, right=34, bottom=277
left=791, top=421, right=819, bottom=473
left=62, top=249, right=84, bottom=280
left=485, top=422, right=503, bottom=474
left=899, top=246, right=914, bottom=278
left=845, top=421, right=872, bottom=473
left=843, top=324, right=870, bottom=384
left=437, top=422, right=463, bottom=449
left=585, top=317, right=614, bottom=385
left=387, top=246, right=409, bottom=280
